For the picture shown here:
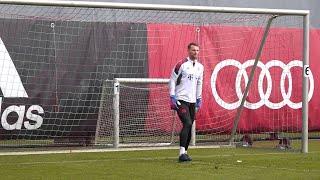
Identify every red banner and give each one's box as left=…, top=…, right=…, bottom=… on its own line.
left=147, top=23, right=320, bottom=133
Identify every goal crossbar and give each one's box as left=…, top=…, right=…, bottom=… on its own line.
left=0, top=0, right=309, bottom=16
left=115, top=78, right=169, bottom=84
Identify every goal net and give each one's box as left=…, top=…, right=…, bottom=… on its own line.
left=0, top=1, right=311, bottom=151
left=95, top=78, right=183, bottom=147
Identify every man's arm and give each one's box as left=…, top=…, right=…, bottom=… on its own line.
left=196, top=66, right=203, bottom=100
left=169, top=63, right=182, bottom=96
left=169, top=63, right=183, bottom=110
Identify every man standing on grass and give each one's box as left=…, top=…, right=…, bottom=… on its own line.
left=169, top=42, right=204, bottom=162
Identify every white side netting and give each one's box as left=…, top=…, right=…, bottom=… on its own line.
left=229, top=16, right=306, bottom=150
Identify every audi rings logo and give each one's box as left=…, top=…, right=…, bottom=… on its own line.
left=211, top=59, right=314, bottom=110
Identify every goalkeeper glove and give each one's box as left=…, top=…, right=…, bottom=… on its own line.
left=196, top=98, right=202, bottom=109
left=170, top=95, right=179, bottom=110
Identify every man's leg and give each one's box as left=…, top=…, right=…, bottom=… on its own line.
left=177, top=101, right=192, bottom=161
left=185, top=103, right=196, bottom=152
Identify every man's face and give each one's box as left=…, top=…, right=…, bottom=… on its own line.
left=188, top=45, right=200, bottom=60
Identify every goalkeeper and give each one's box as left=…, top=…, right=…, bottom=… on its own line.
left=169, top=42, right=204, bottom=162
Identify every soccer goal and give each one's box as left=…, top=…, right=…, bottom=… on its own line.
left=0, top=0, right=310, bottom=152
left=95, top=78, right=193, bottom=147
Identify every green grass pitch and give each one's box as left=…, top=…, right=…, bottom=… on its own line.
left=0, top=140, right=319, bottom=180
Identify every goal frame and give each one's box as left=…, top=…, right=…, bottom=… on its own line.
left=108, top=78, right=196, bottom=148
left=0, top=0, right=310, bottom=153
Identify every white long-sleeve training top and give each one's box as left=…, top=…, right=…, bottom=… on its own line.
left=169, top=57, right=204, bottom=103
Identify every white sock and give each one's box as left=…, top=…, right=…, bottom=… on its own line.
left=179, top=147, right=185, bottom=156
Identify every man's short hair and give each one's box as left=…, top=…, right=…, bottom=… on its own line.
left=188, top=42, right=199, bottom=49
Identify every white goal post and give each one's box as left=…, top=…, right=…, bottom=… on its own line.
left=0, top=0, right=310, bottom=153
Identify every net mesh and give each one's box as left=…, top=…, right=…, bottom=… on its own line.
left=0, top=3, right=309, bottom=150
left=96, top=81, right=181, bottom=146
